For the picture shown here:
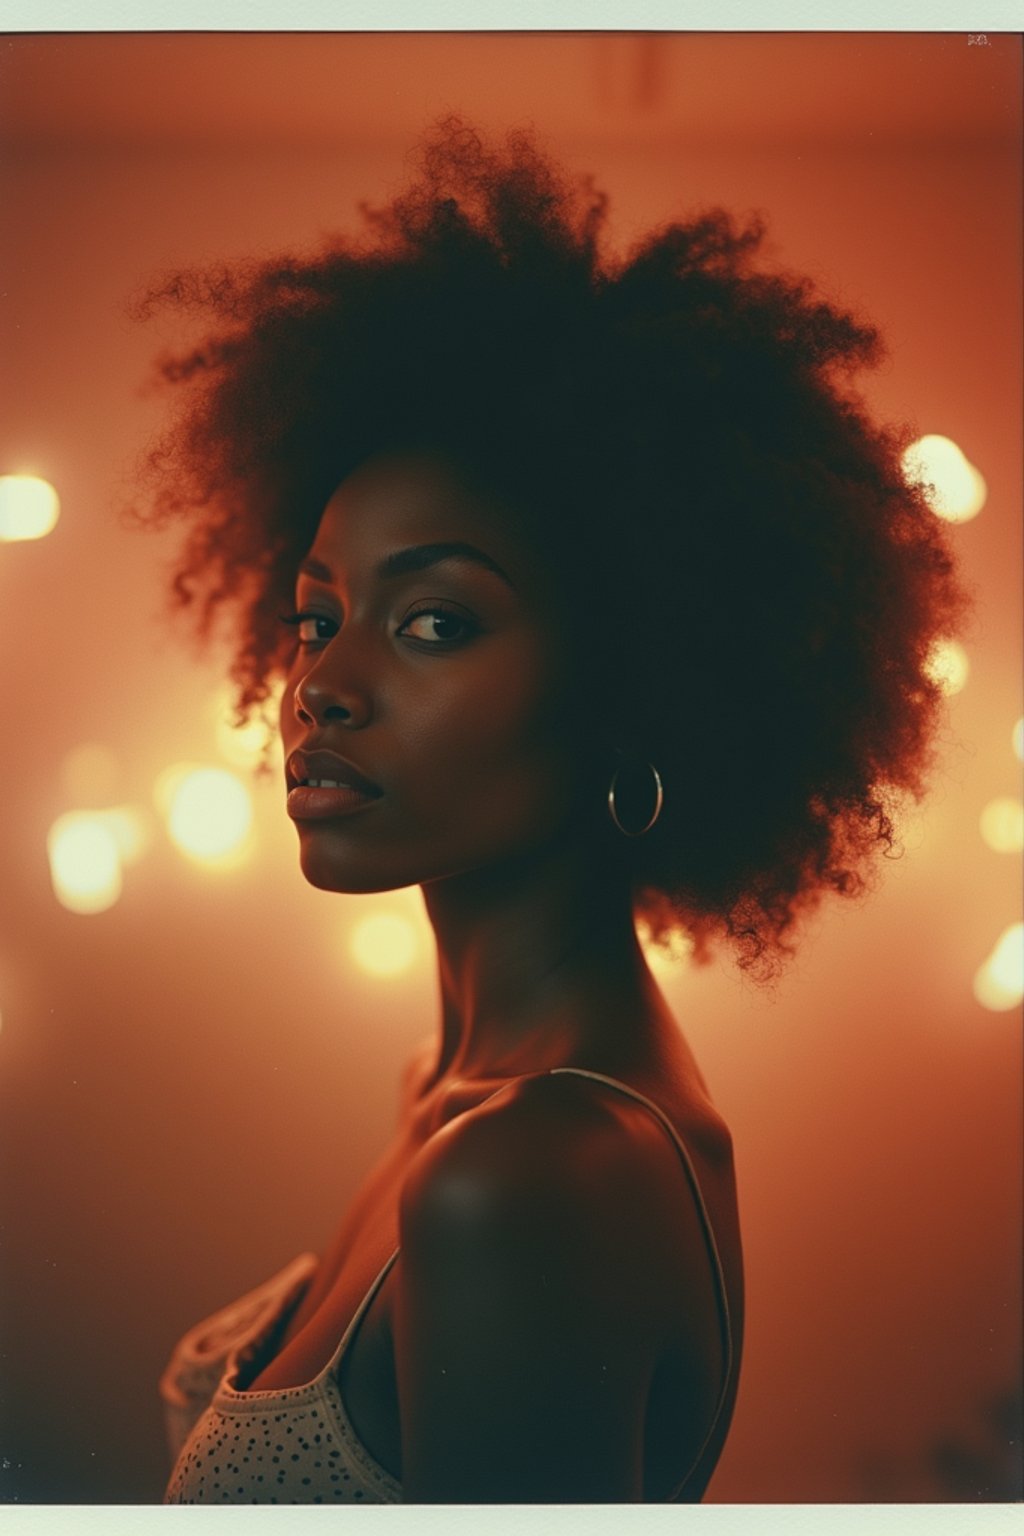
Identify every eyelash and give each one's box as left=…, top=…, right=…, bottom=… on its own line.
left=279, top=611, right=337, bottom=645
left=278, top=604, right=480, bottom=650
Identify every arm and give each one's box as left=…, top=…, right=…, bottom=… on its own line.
left=392, top=1071, right=716, bottom=1502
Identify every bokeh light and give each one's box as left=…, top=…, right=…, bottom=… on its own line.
left=973, top=922, right=1024, bottom=1013
left=210, top=682, right=285, bottom=773
left=902, top=434, right=987, bottom=523
left=97, top=805, right=151, bottom=865
left=153, top=762, right=199, bottom=819
left=636, top=917, right=693, bottom=978
left=47, top=811, right=122, bottom=914
left=350, top=912, right=420, bottom=978
left=1013, top=718, right=1024, bottom=763
left=0, top=474, right=61, bottom=541
left=924, top=637, right=969, bottom=696
left=980, top=798, right=1024, bottom=855
left=162, top=766, right=254, bottom=865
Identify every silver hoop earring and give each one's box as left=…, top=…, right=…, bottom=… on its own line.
left=607, top=759, right=664, bottom=837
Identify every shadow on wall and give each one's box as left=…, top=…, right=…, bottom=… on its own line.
left=858, top=1382, right=1023, bottom=1502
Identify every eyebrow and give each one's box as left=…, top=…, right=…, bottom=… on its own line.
left=298, top=542, right=515, bottom=589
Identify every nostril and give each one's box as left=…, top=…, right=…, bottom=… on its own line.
left=324, top=704, right=352, bottom=721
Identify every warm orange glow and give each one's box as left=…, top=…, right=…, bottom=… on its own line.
left=990, top=924, right=1024, bottom=992
left=47, top=811, right=122, bottom=914
left=60, top=743, right=120, bottom=805
left=924, top=637, right=969, bottom=696
left=153, top=762, right=198, bottom=818
left=980, top=798, right=1024, bottom=854
left=350, top=912, right=419, bottom=977
left=162, top=765, right=254, bottom=865
left=973, top=922, right=1024, bottom=1012
left=210, top=682, right=285, bottom=773
left=0, top=474, right=60, bottom=541
left=1, top=30, right=1019, bottom=1505
left=636, top=918, right=693, bottom=978
left=98, top=805, right=151, bottom=865
left=902, top=434, right=987, bottom=523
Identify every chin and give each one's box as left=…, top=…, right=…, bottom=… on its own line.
left=295, top=837, right=511, bottom=898
left=299, top=855, right=402, bottom=896
left=295, top=835, right=420, bottom=896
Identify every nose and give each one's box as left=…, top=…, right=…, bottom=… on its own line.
left=291, top=644, right=372, bottom=730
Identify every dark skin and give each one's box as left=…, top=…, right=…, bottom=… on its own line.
left=249, top=450, right=743, bottom=1500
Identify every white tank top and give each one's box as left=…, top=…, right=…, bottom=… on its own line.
left=160, top=1067, right=735, bottom=1503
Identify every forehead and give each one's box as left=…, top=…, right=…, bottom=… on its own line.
left=306, top=450, right=540, bottom=589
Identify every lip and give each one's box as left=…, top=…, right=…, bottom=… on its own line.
left=285, top=746, right=383, bottom=799
left=286, top=783, right=381, bottom=821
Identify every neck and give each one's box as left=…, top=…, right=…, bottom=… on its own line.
left=418, top=826, right=669, bottom=1088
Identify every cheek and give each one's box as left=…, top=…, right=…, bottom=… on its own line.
left=403, top=648, right=581, bottom=831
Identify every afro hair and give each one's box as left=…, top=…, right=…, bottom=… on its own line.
left=129, top=117, right=970, bottom=978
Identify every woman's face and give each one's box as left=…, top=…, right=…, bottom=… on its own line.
left=279, top=449, right=590, bottom=895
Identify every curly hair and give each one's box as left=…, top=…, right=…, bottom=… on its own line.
left=128, top=117, right=969, bottom=978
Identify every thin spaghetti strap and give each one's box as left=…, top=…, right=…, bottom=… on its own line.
left=322, top=1247, right=401, bottom=1376
left=547, top=1066, right=735, bottom=1500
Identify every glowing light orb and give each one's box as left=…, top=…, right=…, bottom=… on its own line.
left=924, top=638, right=969, bottom=696
left=0, top=475, right=60, bottom=541
left=636, top=918, right=692, bottom=977
left=1013, top=719, right=1024, bottom=763
left=164, top=766, right=254, bottom=863
left=47, top=812, right=122, bottom=914
left=153, top=762, right=198, bottom=819
left=902, top=435, right=987, bottom=523
left=97, top=805, right=150, bottom=865
left=210, top=682, right=285, bottom=772
left=980, top=798, right=1024, bottom=854
left=973, top=922, right=1024, bottom=1013
left=350, top=912, right=419, bottom=978
left=989, top=923, right=1024, bottom=992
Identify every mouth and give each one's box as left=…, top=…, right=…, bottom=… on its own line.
left=285, top=747, right=383, bottom=824
left=285, top=748, right=383, bottom=799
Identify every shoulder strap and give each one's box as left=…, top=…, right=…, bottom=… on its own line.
left=547, top=1066, right=735, bottom=1499
left=325, top=1246, right=402, bottom=1376
left=335, top=1067, right=735, bottom=1500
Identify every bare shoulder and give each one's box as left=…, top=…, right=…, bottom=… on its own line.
left=392, top=1069, right=729, bottom=1500
left=400, top=1067, right=699, bottom=1239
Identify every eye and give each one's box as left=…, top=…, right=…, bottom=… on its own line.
left=397, top=605, right=479, bottom=646
left=279, top=611, right=338, bottom=646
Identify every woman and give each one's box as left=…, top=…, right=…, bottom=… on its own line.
left=141, top=121, right=966, bottom=1503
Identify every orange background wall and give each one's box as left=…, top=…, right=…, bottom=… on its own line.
left=0, top=33, right=1020, bottom=1503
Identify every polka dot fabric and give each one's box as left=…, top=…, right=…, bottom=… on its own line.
left=161, top=1251, right=402, bottom=1504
